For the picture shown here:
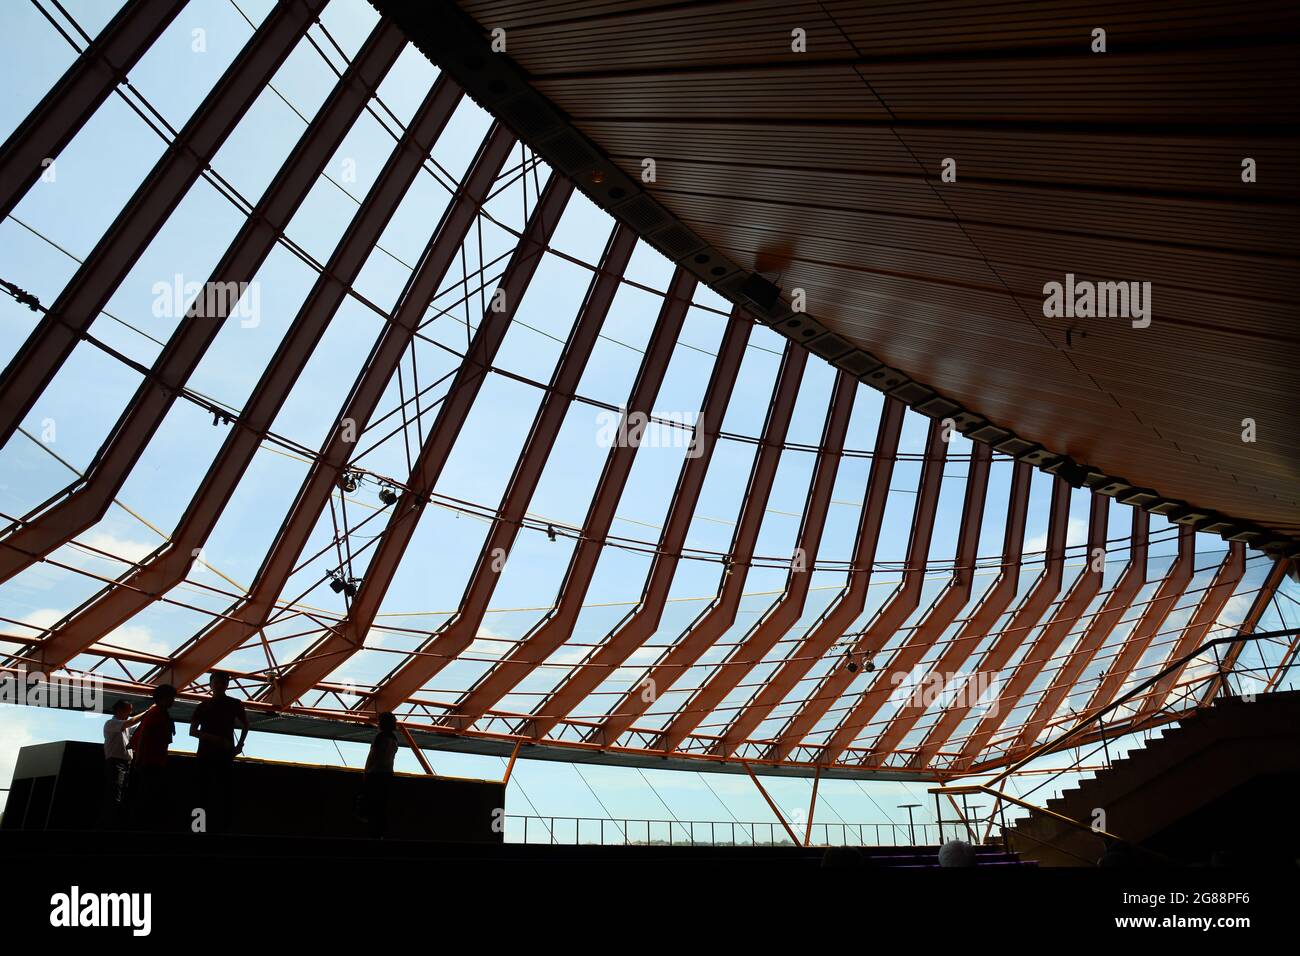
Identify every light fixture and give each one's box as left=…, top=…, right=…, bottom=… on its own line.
left=378, top=485, right=397, bottom=506
left=338, top=471, right=359, bottom=493
left=546, top=524, right=558, bottom=542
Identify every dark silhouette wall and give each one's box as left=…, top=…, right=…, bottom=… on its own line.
left=3, top=741, right=504, bottom=843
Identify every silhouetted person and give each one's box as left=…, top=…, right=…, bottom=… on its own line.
left=360, top=712, right=399, bottom=838
left=100, top=699, right=148, bottom=827
left=189, top=671, right=248, bottom=833
left=128, top=684, right=176, bottom=829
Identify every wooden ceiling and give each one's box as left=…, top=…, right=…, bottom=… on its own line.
left=452, top=0, right=1299, bottom=539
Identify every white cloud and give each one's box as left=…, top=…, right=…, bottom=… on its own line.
left=74, top=531, right=157, bottom=565
left=0, top=712, right=35, bottom=791
left=104, top=623, right=168, bottom=657
left=14, top=608, right=167, bottom=656
left=1024, top=516, right=1087, bottom=556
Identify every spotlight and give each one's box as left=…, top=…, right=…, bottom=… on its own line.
left=328, top=574, right=345, bottom=594
left=338, top=471, right=359, bottom=493
left=344, top=578, right=359, bottom=598
left=842, top=648, right=858, bottom=673
left=378, top=485, right=398, bottom=506
left=546, top=524, right=557, bottom=542
left=1054, top=457, right=1088, bottom=489
left=738, top=273, right=782, bottom=314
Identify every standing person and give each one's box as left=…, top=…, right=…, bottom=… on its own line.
left=128, top=684, right=176, bottom=830
left=360, top=712, right=399, bottom=839
left=100, top=699, right=148, bottom=828
left=189, top=671, right=248, bottom=834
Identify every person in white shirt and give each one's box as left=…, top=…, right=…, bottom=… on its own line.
left=100, top=699, right=148, bottom=827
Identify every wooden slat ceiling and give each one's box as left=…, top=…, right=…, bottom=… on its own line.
left=455, top=0, right=1300, bottom=538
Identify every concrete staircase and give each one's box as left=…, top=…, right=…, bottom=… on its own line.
left=1006, top=689, right=1300, bottom=866
left=1, top=828, right=1034, bottom=868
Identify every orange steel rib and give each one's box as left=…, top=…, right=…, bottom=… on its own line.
left=799, top=418, right=951, bottom=766
left=0, top=21, right=409, bottom=585
left=0, top=0, right=324, bottom=449
left=1012, top=507, right=1149, bottom=754
left=153, top=122, right=518, bottom=691
left=363, top=224, right=639, bottom=715
left=524, top=309, right=752, bottom=740
left=1081, top=523, right=1196, bottom=720
left=435, top=268, right=698, bottom=729
left=909, top=473, right=1070, bottom=769
left=1201, top=557, right=1288, bottom=705
left=871, top=460, right=1033, bottom=763
left=35, top=77, right=478, bottom=675
left=592, top=341, right=810, bottom=746
left=0, top=0, right=189, bottom=221
left=268, top=173, right=575, bottom=707
left=34, top=80, right=481, bottom=675
left=714, top=398, right=905, bottom=758
left=824, top=442, right=992, bottom=761
left=956, top=491, right=1110, bottom=767
left=1132, top=541, right=1245, bottom=720
left=655, top=370, right=857, bottom=752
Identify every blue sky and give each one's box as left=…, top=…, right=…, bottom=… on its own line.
left=1, top=0, right=1295, bottom=841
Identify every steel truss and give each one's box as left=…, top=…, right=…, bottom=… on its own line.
left=0, top=0, right=1291, bottom=779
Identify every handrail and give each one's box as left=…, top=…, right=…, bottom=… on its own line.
left=930, top=624, right=1300, bottom=863
left=503, top=814, right=959, bottom=847
left=989, top=625, right=1300, bottom=788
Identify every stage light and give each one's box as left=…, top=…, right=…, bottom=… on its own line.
left=379, top=485, right=397, bottom=506
left=546, top=523, right=557, bottom=541
left=738, top=273, right=781, bottom=314
left=338, top=471, right=359, bottom=493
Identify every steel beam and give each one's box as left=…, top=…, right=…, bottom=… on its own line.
left=1202, top=557, right=1288, bottom=704
left=266, top=171, right=574, bottom=707
left=1013, top=507, right=1149, bottom=753
left=656, top=370, right=856, bottom=752
left=833, top=442, right=993, bottom=760
left=36, top=76, right=475, bottom=674
left=909, top=472, right=1069, bottom=769
left=875, top=461, right=1032, bottom=765
left=365, top=224, right=639, bottom=716
left=1133, top=542, right=1245, bottom=719
left=524, top=308, right=752, bottom=740
left=798, top=417, right=951, bottom=766
left=0, top=20, right=408, bottom=584
left=715, top=398, right=905, bottom=758
left=1081, top=524, right=1196, bottom=720
left=956, top=491, right=1110, bottom=766
left=0, top=0, right=324, bottom=447
left=435, top=268, right=696, bottom=729
left=156, top=119, right=515, bottom=691
left=592, top=340, right=809, bottom=747
left=0, top=0, right=190, bottom=221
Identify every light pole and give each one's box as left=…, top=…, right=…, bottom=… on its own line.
left=898, top=803, right=921, bottom=845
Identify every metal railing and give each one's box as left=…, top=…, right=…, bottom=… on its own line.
left=931, top=625, right=1300, bottom=862
left=504, top=814, right=970, bottom=847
